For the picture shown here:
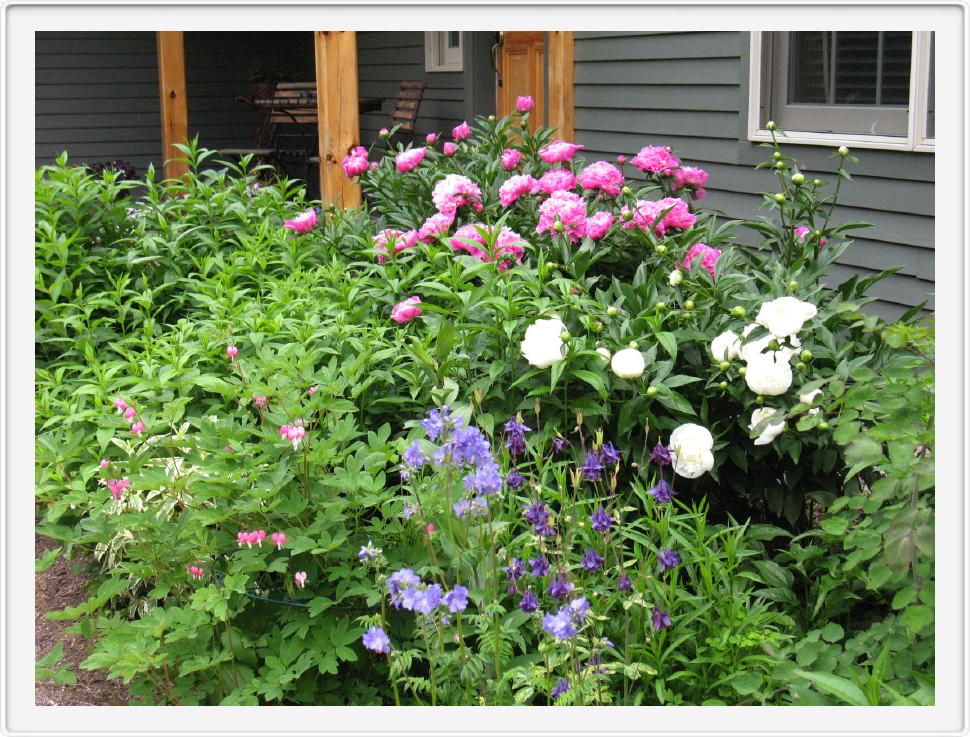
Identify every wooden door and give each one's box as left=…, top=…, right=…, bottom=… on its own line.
left=496, top=31, right=545, bottom=131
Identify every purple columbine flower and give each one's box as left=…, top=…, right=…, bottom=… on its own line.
left=649, top=442, right=672, bottom=467
left=581, top=451, right=605, bottom=480
left=550, top=678, right=570, bottom=701
left=568, top=596, right=590, bottom=623
left=519, top=589, right=539, bottom=613
left=618, top=573, right=632, bottom=592
left=505, top=416, right=532, bottom=457
left=362, top=626, right=391, bottom=654
left=403, top=440, right=426, bottom=470
left=529, top=556, right=551, bottom=578
left=651, top=606, right=672, bottom=631
left=589, top=507, right=612, bottom=534
left=547, top=573, right=574, bottom=601
left=443, top=585, right=469, bottom=613
left=542, top=609, right=578, bottom=640
left=600, top=441, right=622, bottom=465
left=648, top=479, right=675, bottom=504
left=507, top=468, right=525, bottom=490
left=552, top=436, right=571, bottom=454
left=505, top=558, right=526, bottom=581
left=524, top=501, right=555, bottom=536
left=657, top=547, right=680, bottom=573
left=581, top=547, right=604, bottom=572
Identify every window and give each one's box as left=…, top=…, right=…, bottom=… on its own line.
left=425, top=31, right=463, bottom=73
left=749, top=31, right=935, bottom=150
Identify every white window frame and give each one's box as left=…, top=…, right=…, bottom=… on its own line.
left=424, top=31, right=463, bottom=73
left=748, top=31, right=935, bottom=152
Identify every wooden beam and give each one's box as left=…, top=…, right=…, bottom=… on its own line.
left=315, top=31, right=361, bottom=208
left=156, top=31, right=189, bottom=180
left=547, top=32, right=575, bottom=141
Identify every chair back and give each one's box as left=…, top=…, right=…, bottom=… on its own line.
left=390, top=80, right=427, bottom=134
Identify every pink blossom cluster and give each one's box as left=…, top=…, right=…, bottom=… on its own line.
left=417, top=211, right=455, bottom=244
left=499, top=174, right=539, bottom=206
left=585, top=211, right=614, bottom=240
left=501, top=148, right=522, bottom=170
left=682, top=243, right=722, bottom=278
left=390, top=296, right=423, bottom=324
left=621, top=197, right=696, bottom=235
left=395, top=147, right=427, bottom=173
left=516, top=96, right=534, bottom=113
left=237, top=529, right=268, bottom=548
left=577, top=160, right=625, bottom=197
left=443, top=142, right=458, bottom=157
left=342, top=146, right=369, bottom=178
left=536, top=191, right=588, bottom=243
left=630, top=145, right=680, bottom=175
left=272, top=532, right=288, bottom=550
left=278, top=422, right=307, bottom=450
left=538, top=169, right=577, bottom=195
left=539, top=140, right=584, bottom=164
left=450, top=224, right=528, bottom=270
left=656, top=197, right=697, bottom=231
left=431, top=174, right=483, bottom=214
left=794, top=226, right=826, bottom=247
left=106, top=478, right=131, bottom=501
left=425, top=132, right=439, bottom=144
left=373, top=228, right=419, bottom=263
left=284, top=209, right=318, bottom=234
left=187, top=565, right=205, bottom=581
left=672, top=165, right=708, bottom=200
left=113, top=397, right=145, bottom=436
left=452, top=121, right=472, bottom=142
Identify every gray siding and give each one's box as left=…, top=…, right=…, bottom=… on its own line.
left=573, top=31, right=935, bottom=320
left=35, top=31, right=163, bottom=175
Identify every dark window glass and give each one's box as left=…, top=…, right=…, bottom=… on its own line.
left=926, top=33, right=935, bottom=138
left=447, top=31, right=460, bottom=49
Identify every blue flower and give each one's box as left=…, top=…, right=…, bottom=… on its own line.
left=421, top=407, right=448, bottom=441
left=443, top=585, right=469, bottom=613
left=524, top=501, right=555, bottom=536
left=506, top=468, right=525, bottom=490
left=649, top=442, right=672, bottom=467
left=550, top=678, right=570, bottom=701
left=581, top=547, right=604, bottom=572
left=529, top=556, right=551, bottom=578
left=600, top=441, right=622, bottom=465
left=462, top=460, right=503, bottom=495
left=403, top=440, right=426, bottom=470
left=547, top=573, right=574, bottom=601
left=505, top=416, right=532, bottom=457
left=362, top=626, right=391, bottom=654
left=618, top=573, right=632, bottom=592
left=387, top=568, right=421, bottom=607
left=589, top=507, right=612, bottom=534
left=648, top=479, right=675, bottom=504
left=651, top=606, right=672, bottom=631
left=412, top=584, right=443, bottom=614
left=657, top=547, right=680, bottom=573
left=568, top=596, right=590, bottom=623
left=519, top=589, right=539, bottom=613
left=505, top=558, right=526, bottom=581
left=580, top=451, right=604, bottom=480
left=552, top=436, right=571, bottom=454
left=542, top=609, right=578, bottom=640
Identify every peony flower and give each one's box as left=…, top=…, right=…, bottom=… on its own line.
left=373, top=228, right=419, bottom=262
left=799, top=387, right=822, bottom=415
left=711, top=330, right=741, bottom=362
left=390, top=296, right=423, bottom=324
left=443, top=142, right=458, bottom=156
left=342, top=147, right=369, bottom=178
left=630, top=145, right=680, bottom=175
left=672, top=165, right=708, bottom=192
left=284, top=209, right=318, bottom=234
left=682, top=243, right=722, bottom=278
left=416, top=211, right=454, bottom=244
left=520, top=318, right=567, bottom=368
left=425, top=132, right=439, bottom=144
left=498, top=174, right=539, bottom=206
left=577, top=161, right=625, bottom=197
left=621, top=199, right=665, bottom=235
left=744, top=352, right=793, bottom=396
left=538, top=139, right=584, bottom=164
left=669, top=423, right=715, bottom=479
left=432, top=173, right=483, bottom=214
left=226, top=345, right=238, bottom=360
left=749, top=408, right=786, bottom=446
left=516, top=96, right=534, bottom=113
left=656, top=197, right=697, bottom=231
left=452, top=121, right=472, bottom=141
left=294, top=571, right=308, bottom=589
left=538, top=169, right=577, bottom=194
left=450, top=224, right=527, bottom=269
left=756, top=297, right=818, bottom=338
left=536, top=191, right=588, bottom=243
left=395, top=147, right=427, bottom=173
left=596, top=346, right=612, bottom=362
left=794, top=226, right=826, bottom=246
left=501, top=148, right=523, bottom=170
left=668, top=269, right=683, bottom=287
left=585, top=211, right=613, bottom=240
left=610, top=348, right=645, bottom=379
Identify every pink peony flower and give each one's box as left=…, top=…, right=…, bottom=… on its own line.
left=294, top=571, right=308, bottom=588
left=272, top=532, right=287, bottom=550
left=672, top=165, right=708, bottom=192
left=577, top=160, right=625, bottom=197
left=450, top=224, right=528, bottom=270
left=621, top=199, right=666, bottom=235
left=395, top=147, right=427, bottom=173
left=585, top=211, right=614, bottom=240
left=616, top=155, right=627, bottom=165
left=538, top=169, right=577, bottom=194
left=252, top=395, right=268, bottom=409
left=683, top=243, right=723, bottom=278
left=113, top=397, right=127, bottom=412
left=452, top=121, right=472, bottom=141
left=498, top=174, right=540, bottom=206
left=794, top=225, right=826, bottom=246
left=536, top=191, right=588, bottom=242
left=538, top=139, right=584, bottom=164
left=284, top=209, right=318, bottom=234
left=379, top=128, right=390, bottom=138
left=630, top=145, right=680, bottom=175
left=516, top=96, right=534, bottom=113
left=691, top=188, right=707, bottom=201
left=417, top=211, right=455, bottom=244
left=226, top=345, right=239, bottom=360
left=342, top=147, right=369, bottom=178
left=390, top=296, right=423, bottom=324
left=432, top=174, right=483, bottom=214
left=130, top=421, right=145, bottom=436
left=443, top=142, right=458, bottom=157
left=450, top=224, right=490, bottom=261
left=123, top=406, right=137, bottom=421
left=373, top=228, right=419, bottom=262
left=656, top=197, right=697, bottom=231
left=425, top=132, right=439, bottom=144
left=501, top=148, right=523, bottom=170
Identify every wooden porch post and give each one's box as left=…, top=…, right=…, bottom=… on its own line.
left=315, top=31, right=361, bottom=208
left=547, top=32, right=575, bottom=141
left=156, top=31, right=189, bottom=180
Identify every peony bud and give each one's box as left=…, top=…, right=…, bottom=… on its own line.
left=731, top=306, right=747, bottom=318
left=812, top=179, right=822, bottom=187
left=719, top=381, right=728, bottom=389
left=773, top=193, right=786, bottom=203
left=800, top=350, right=812, bottom=361
left=774, top=161, right=786, bottom=170
left=684, top=300, right=695, bottom=311
left=628, top=341, right=638, bottom=350
left=621, top=186, right=633, bottom=196
left=379, top=128, right=390, bottom=138
left=645, top=386, right=659, bottom=398
left=560, top=330, right=571, bottom=341
left=791, top=173, right=805, bottom=185
left=818, top=421, right=830, bottom=430
left=655, top=244, right=667, bottom=255
left=838, top=146, right=849, bottom=157
left=766, top=121, right=777, bottom=130
left=788, top=280, right=799, bottom=291
left=795, top=362, right=807, bottom=371
left=738, top=366, right=747, bottom=377
left=668, top=269, right=683, bottom=287
left=773, top=151, right=783, bottom=160
left=655, top=302, right=667, bottom=312
left=606, top=306, right=618, bottom=316
left=719, top=361, right=730, bottom=371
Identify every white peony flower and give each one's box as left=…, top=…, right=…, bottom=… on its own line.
left=799, top=387, right=822, bottom=415
left=711, top=330, right=741, bottom=362
left=744, top=352, right=793, bottom=396
left=756, top=297, right=817, bottom=338
left=749, top=408, right=786, bottom=446
left=668, top=269, right=683, bottom=286
left=520, top=318, right=566, bottom=368
left=611, top=348, right=645, bottom=379
left=596, top=346, right=612, bottom=362
left=739, top=323, right=797, bottom=363
left=669, top=423, right=715, bottom=479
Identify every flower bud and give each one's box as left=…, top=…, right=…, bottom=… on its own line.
left=668, top=269, right=683, bottom=287
left=766, top=121, right=777, bottom=131
left=645, top=386, right=659, bottom=398
left=629, top=341, right=638, bottom=350
left=812, top=179, right=822, bottom=187
left=545, top=261, right=558, bottom=270
left=719, top=381, right=728, bottom=389
left=838, top=146, right=849, bottom=157
left=788, top=280, right=799, bottom=291
left=488, top=114, right=495, bottom=121
left=755, top=395, right=764, bottom=405
left=592, top=322, right=603, bottom=333
left=553, top=221, right=564, bottom=233
left=730, top=306, right=747, bottom=318
left=622, top=209, right=633, bottom=221
left=684, top=300, right=695, bottom=311
left=772, top=151, right=783, bottom=160
left=818, top=421, right=830, bottom=430
left=814, top=230, right=823, bottom=239
left=738, top=366, right=747, bottom=377
left=773, top=193, right=786, bottom=204
left=560, top=330, right=571, bottom=341
left=774, top=161, right=786, bottom=170
left=379, top=128, right=390, bottom=138
left=606, top=306, right=619, bottom=316
left=795, top=361, right=807, bottom=371
left=800, top=350, right=812, bottom=362
left=621, top=186, right=633, bottom=196
left=791, top=173, right=805, bottom=185
left=767, top=339, right=780, bottom=351
left=718, top=361, right=730, bottom=371
left=655, top=302, right=667, bottom=312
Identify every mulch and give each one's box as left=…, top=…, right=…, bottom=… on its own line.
left=35, top=532, right=130, bottom=706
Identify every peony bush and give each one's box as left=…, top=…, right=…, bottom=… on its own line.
left=34, top=104, right=934, bottom=706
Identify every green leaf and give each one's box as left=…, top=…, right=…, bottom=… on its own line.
left=655, top=331, right=678, bottom=360
left=571, top=369, right=608, bottom=400
left=793, top=669, right=869, bottom=706
left=900, top=604, right=933, bottom=634
left=820, top=516, right=849, bottom=536
left=35, top=547, right=62, bottom=573
left=820, top=622, right=844, bottom=643
left=730, top=671, right=763, bottom=696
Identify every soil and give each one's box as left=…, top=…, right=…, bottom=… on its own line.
left=35, top=532, right=130, bottom=706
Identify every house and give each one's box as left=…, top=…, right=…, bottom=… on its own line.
left=35, top=31, right=934, bottom=320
